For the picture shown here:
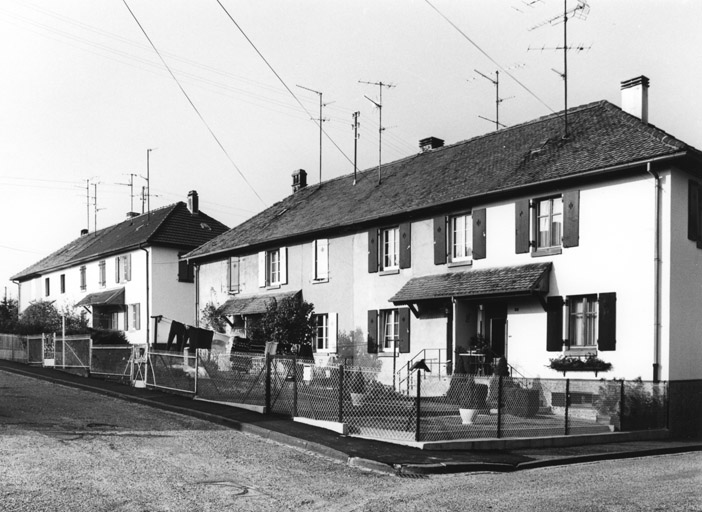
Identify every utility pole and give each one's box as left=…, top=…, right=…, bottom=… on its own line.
left=360, top=80, right=395, bottom=185
left=352, top=111, right=360, bottom=185
left=296, top=85, right=329, bottom=185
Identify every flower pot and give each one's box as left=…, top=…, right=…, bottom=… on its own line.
left=459, top=408, right=479, bottom=425
left=350, top=392, right=365, bottom=407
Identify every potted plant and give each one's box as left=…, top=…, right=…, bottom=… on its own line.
left=457, top=375, right=488, bottom=424
left=548, top=354, right=613, bottom=376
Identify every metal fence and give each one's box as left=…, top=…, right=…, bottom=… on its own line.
left=0, top=333, right=670, bottom=444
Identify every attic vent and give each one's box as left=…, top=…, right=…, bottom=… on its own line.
left=200, top=223, right=211, bottom=231
left=275, top=207, right=289, bottom=218
left=419, top=137, right=444, bottom=152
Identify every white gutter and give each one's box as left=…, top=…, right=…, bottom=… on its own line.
left=646, top=162, right=662, bottom=382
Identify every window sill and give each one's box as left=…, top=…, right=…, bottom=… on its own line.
left=531, top=246, right=562, bottom=257
left=266, top=285, right=281, bottom=290
left=379, top=269, right=400, bottom=276
left=448, top=259, right=472, bottom=268
left=564, top=348, right=597, bottom=356
left=312, top=278, right=329, bottom=284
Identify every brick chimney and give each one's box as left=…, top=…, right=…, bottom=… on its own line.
left=187, top=190, right=199, bottom=215
left=419, top=137, right=444, bottom=152
left=621, top=76, right=649, bottom=124
left=292, top=169, right=307, bottom=193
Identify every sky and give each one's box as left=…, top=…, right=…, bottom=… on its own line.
left=1, top=0, right=701, bottom=298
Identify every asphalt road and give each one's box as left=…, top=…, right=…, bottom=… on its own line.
left=1, top=370, right=700, bottom=512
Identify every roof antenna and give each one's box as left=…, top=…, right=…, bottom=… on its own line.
left=296, top=85, right=331, bottom=186
left=115, top=173, right=138, bottom=217
left=352, top=111, right=360, bottom=185
left=529, top=0, right=591, bottom=139
left=359, top=80, right=395, bottom=185
left=474, top=69, right=513, bottom=130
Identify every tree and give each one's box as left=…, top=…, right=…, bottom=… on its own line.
left=248, top=296, right=316, bottom=353
left=17, top=300, right=62, bottom=335
left=0, top=296, right=19, bottom=333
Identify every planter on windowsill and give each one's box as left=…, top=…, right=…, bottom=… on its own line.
left=548, top=355, right=613, bottom=377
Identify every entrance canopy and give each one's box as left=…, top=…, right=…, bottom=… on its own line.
left=216, top=290, right=301, bottom=316
left=75, top=288, right=125, bottom=307
left=389, top=262, right=551, bottom=306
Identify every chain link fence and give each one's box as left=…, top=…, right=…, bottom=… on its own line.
left=90, top=345, right=134, bottom=382
left=0, top=334, right=27, bottom=362
left=146, top=350, right=196, bottom=394
left=54, top=335, right=91, bottom=369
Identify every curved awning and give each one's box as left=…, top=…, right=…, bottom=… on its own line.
left=75, top=288, right=125, bottom=307
left=390, top=262, right=551, bottom=305
left=216, top=290, right=301, bottom=316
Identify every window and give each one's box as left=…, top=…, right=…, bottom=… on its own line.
left=369, top=224, right=411, bottom=272
left=178, top=253, right=194, bottom=283
left=115, top=254, right=131, bottom=283
left=44, top=277, right=50, bottom=297
left=546, top=292, right=617, bottom=353
left=568, top=295, right=598, bottom=348
left=313, top=239, right=329, bottom=281
left=98, top=260, right=106, bottom=288
left=382, top=227, right=399, bottom=270
left=126, top=303, right=141, bottom=331
left=258, top=248, right=287, bottom=287
left=536, top=197, right=563, bottom=249
left=450, top=214, right=473, bottom=262
left=228, top=256, right=240, bottom=293
left=60, top=274, right=66, bottom=294
left=381, top=309, right=399, bottom=351
left=316, top=314, right=329, bottom=350
left=80, top=266, right=87, bottom=291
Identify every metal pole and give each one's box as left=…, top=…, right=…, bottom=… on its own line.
left=495, top=70, right=499, bottom=131
left=620, top=379, right=626, bottom=432
left=293, top=355, right=298, bottom=418
left=265, top=353, right=272, bottom=413
left=338, top=364, right=344, bottom=423
left=563, top=0, right=569, bottom=138
left=62, top=315, right=66, bottom=369
left=415, top=369, right=422, bottom=442
left=497, top=375, right=503, bottom=438
left=565, top=378, right=570, bottom=435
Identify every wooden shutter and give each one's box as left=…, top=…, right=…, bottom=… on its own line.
left=115, top=257, right=120, bottom=283
left=398, top=307, right=411, bottom=354
left=546, top=296, right=564, bottom=352
left=399, top=222, right=411, bottom=269
left=125, top=254, right=132, bottom=281
left=515, top=199, right=531, bottom=254
left=280, top=247, right=287, bottom=284
left=329, top=313, right=338, bottom=353
left=258, top=251, right=266, bottom=287
left=368, top=229, right=378, bottom=273
left=597, top=292, right=617, bottom=351
left=315, top=239, right=329, bottom=280
left=562, top=190, right=580, bottom=248
left=472, top=208, right=486, bottom=260
left=689, top=180, right=700, bottom=242
left=367, top=310, right=378, bottom=353
left=433, top=216, right=447, bottom=265
left=228, top=257, right=240, bottom=292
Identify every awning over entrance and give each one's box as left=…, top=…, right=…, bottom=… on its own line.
left=216, top=290, right=301, bottom=316
left=75, top=287, right=125, bottom=307
left=389, top=262, right=551, bottom=305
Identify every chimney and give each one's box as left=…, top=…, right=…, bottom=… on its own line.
left=126, top=212, right=139, bottom=220
left=621, top=75, right=649, bottom=124
left=80, top=228, right=89, bottom=236
left=187, top=190, right=199, bottom=215
left=419, top=136, right=444, bottom=152
left=292, top=169, right=307, bottom=193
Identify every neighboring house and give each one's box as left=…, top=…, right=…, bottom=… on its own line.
left=11, top=191, right=229, bottom=344
left=184, top=77, right=702, bottom=385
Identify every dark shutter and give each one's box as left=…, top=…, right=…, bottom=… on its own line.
left=472, top=208, right=486, bottom=260
left=689, top=180, right=700, bottom=242
left=367, top=310, right=378, bottom=354
left=546, top=296, right=564, bottom=352
left=398, top=308, right=410, bottom=353
left=399, top=222, right=411, bottom=269
left=433, top=216, right=447, bottom=265
left=368, top=229, right=378, bottom=273
left=598, top=292, right=617, bottom=351
left=562, top=190, right=580, bottom=248
left=515, top=199, right=531, bottom=254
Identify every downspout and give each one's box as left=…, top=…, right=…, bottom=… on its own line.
left=139, top=245, right=150, bottom=348
left=646, top=163, right=662, bottom=382
left=194, top=262, right=200, bottom=327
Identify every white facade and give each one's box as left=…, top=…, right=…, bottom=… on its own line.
left=196, top=166, right=702, bottom=383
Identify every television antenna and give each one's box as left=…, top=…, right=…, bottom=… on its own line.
left=474, top=69, right=513, bottom=130
left=352, top=111, right=360, bottom=185
left=529, top=0, right=591, bottom=138
left=359, top=80, right=395, bottom=185
left=115, top=173, right=138, bottom=215
left=296, top=85, right=331, bottom=185
left=92, top=182, right=106, bottom=234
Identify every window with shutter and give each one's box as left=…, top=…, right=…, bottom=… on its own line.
left=433, top=216, right=447, bottom=265
left=597, top=292, right=616, bottom=351
left=228, top=257, right=240, bottom=292
left=398, top=307, right=410, bottom=353
left=562, top=190, right=580, bottom=248
left=368, top=229, right=379, bottom=273
left=450, top=213, right=473, bottom=263
left=567, top=295, right=598, bottom=349
left=399, top=223, right=411, bottom=269
left=313, top=239, right=329, bottom=281
left=515, top=199, right=530, bottom=254
left=367, top=310, right=378, bottom=354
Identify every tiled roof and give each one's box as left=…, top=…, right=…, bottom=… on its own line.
left=186, top=100, right=696, bottom=259
left=389, top=262, right=552, bottom=303
left=11, top=202, right=229, bottom=281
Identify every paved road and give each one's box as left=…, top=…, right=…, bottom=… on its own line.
left=1, top=370, right=700, bottom=512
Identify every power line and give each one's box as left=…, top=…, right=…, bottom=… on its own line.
left=120, top=0, right=266, bottom=207
left=424, top=0, right=555, bottom=114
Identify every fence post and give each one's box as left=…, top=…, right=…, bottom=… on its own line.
left=338, top=364, right=344, bottom=423
left=415, top=369, right=421, bottom=442
left=194, top=351, right=199, bottom=396
left=293, top=355, right=298, bottom=418
left=265, top=353, right=272, bottom=413
left=497, top=375, right=503, bottom=438
left=564, top=379, right=570, bottom=435
left=620, top=379, right=626, bottom=432
left=665, top=381, right=670, bottom=430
